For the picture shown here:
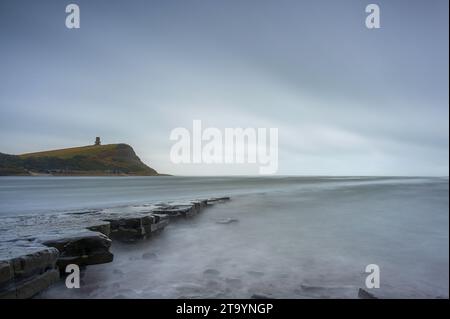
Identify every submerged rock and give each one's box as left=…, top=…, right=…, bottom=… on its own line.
left=86, top=221, right=111, bottom=237
left=358, top=288, right=378, bottom=299
left=106, top=214, right=163, bottom=241
left=216, top=218, right=239, bottom=225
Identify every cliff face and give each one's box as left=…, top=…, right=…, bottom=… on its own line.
left=0, top=143, right=159, bottom=176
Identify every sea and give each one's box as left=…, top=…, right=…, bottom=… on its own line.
left=0, top=176, right=448, bottom=298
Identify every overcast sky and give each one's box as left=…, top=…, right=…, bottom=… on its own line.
left=0, top=0, right=448, bottom=176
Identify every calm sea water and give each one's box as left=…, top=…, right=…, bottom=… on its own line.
left=0, top=176, right=448, bottom=298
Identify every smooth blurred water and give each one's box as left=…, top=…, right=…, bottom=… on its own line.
left=0, top=176, right=448, bottom=298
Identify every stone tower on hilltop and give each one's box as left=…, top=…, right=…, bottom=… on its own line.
left=95, top=137, right=101, bottom=146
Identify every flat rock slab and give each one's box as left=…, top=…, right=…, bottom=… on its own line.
left=1, top=269, right=60, bottom=299
left=0, top=242, right=59, bottom=299
left=105, top=213, right=170, bottom=242
left=152, top=199, right=209, bottom=218
left=0, top=196, right=230, bottom=298
left=207, top=197, right=231, bottom=204
left=37, top=230, right=114, bottom=268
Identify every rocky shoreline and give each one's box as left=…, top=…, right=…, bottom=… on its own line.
left=0, top=196, right=230, bottom=299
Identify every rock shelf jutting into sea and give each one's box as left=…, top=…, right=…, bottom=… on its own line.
left=0, top=196, right=231, bottom=298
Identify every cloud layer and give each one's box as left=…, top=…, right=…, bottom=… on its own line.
left=0, top=0, right=448, bottom=175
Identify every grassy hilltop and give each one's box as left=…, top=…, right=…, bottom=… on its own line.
left=0, top=143, right=160, bottom=176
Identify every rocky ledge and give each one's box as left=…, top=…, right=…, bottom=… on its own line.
left=0, top=196, right=230, bottom=299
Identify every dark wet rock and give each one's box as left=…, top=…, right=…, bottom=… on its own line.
left=216, top=218, right=239, bottom=225
left=105, top=213, right=169, bottom=242
left=0, top=195, right=230, bottom=298
left=0, top=261, right=12, bottom=288
left=86, top=221, right=111, bottom=237
left=189, top=200, right=208, bottom=213
left=37, top=230, right=113, bottom=269
left=13, top=269, right=59, bottom=299
left=203, top=268, right=220, bottom=276
left=358, top=288, right=378, bottom=299
left=0, top=243, right=59, bottom=299
left=0, top=244, right=59, bottom=281
left=194, top=199, right=208, bottom=208
left=207, top=197, right=231, bottom=204
left=1, top=229, right=113, bottom=298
